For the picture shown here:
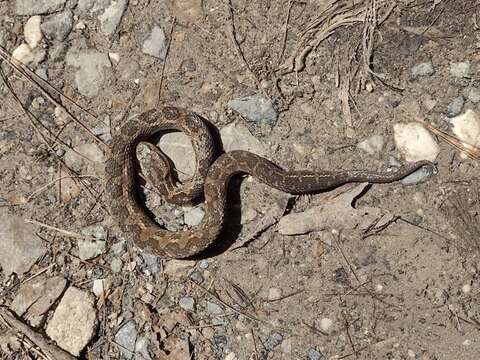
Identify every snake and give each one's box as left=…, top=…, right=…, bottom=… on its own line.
left=105, top=106, right=434, bottom=259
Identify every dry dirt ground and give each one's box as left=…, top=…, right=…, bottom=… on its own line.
left=0, top=0, right=480, bottom=359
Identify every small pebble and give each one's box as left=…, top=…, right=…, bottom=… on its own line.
left=110, top=258, right=123, bottom=273
left=463, top=339, right=471, bottom=346
left=407, top=349, right=416, bottom=358
left=450, top=110, right=480, bottom=159
left=24, top=16, right=42, bottom=49
left=450, top=62, right=472, bottom=79
left=393, top=122, right=440, bottom=162
left=206, top=301, right=223, bottom=315
left=41, top=10, right=73, bottom=41
left=466, top=87, right=480, bottom=104
left=411, top=61, right=435, bottom=77
left=142, top=25, right=167, bottom=59
left=268, top=287, right=282, bottom=301
left=319, top=318, right=333, bottom=333
left=447, top=96, right=465, bottom=117
left=199, top=259, right=209, bottom=269
left=462, top=284, right=471, bottom=294
left=183, top=206, right=205, bottom=226
left=307, top=347, right=323, bottom=360
left=227, top=94, right=278, bottom=125
left=179, top=296, right=195, bottom=311
left=12, top=43, right=34, bottom=64
left=189, top=270, right=204, bottom=284
left=357, top=135, right=385, bottom=156
left=264, top=332, right=283, bottom=351
left=225, top=353, right=237, bottom=360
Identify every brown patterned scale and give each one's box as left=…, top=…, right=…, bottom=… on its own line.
left=105, top=107, right=434, bottom=259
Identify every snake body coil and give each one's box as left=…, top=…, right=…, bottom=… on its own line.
left=106, top=107, right=433, bottom=258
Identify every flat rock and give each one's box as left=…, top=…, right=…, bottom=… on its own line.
left=220, top=122, right=268, bottom=155
left=450, top=109, right=480, bottom=158
left=46, top=287, right=97, bottom=356
left=227, top=94, right=278, bottom=125
left=16, top=0, right=66, bottom=15
left=66, top=49, right=111, bottom=97
left=357, top=135, right=385, bottom=156
left=393, top=122, right=440, bottom=162
left=163, top=260, right=195, bottom=276
left=0, top=215, right=47, bottom=276
left=77, top=239, right=106, bottom=260
left=447, top=96, right=465, bottom=117
left=114, top=320, right=137, bottom=359
left=411, top=61, right=434, bottom=77
left=450, top=62, right=472, bottom=79
left=11, top=276, right=67, bottom=325
left=12, top=43, right=34, bottom=65
left=98, top=0, right=128, bottom=36
left=183, top=205, right=204, bottom=226
left=142, top=25, right=167, bottom=59
left=157, top=133, right=195, bottom=179
left=24, top=16, right=43, bottom=49
left=41, top=10, right=73, bottom=41
left=64, top=142, right=105, bottom=172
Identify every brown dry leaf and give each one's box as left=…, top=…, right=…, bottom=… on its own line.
left=277, top=183, right=393, bottom=235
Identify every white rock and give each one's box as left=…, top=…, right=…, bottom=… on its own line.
left=450, top=62, right=472, bottom=79
left=77, top=239, right=106, bottom=260
left=357, top=135, right=385, bottom=156
left=318, top=318, right=333, bottom=333
left=24, top=16, right=43, bottom=49
left=225, top=352, right=237, bottom=360
left=393, top=122, right=440, bottom=162
left=92, top=278, right=110, bottom=297
left=12, top=43, right=34, bottom=64
left=158, top=133, right=195, bottom=180
left=183, top=206, right=204, bottom=226
left=450, top=110, right=480, bottom=159
left=220, top=122, right=268, bottom=156
left=163, top=259, right=196, bottom=276
left=46, top=287, right=97, bottom=356
left=98, top=0, right=128, bottom=36
left=142, top=25, right=167, bottom=59
left=462, top=284, right=471, bottom=294
left=108, top=52, right=120, bottom=63
left=268, top=287, right=282, bottom=301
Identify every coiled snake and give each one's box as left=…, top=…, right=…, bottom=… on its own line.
left=105, top=107, right=433, bottom=259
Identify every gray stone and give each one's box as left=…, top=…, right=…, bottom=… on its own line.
left=141, top=253, right=160, bottom=274
left=110, top=240, right=126, bottom=256
left=189, top=270, right=204, bottom=283
left=114, top=320, right=137, bottom=359
left=41, top=10, right=73, bottom=41
left=134, top=336, right=152, bottom=360
left=183, top=206, right=204, bottom=226
left=357, top=135, right=385, bottom=156
left=206, top=301, right=223, bottom=315
left=0, top=215, right=47, bottom=276
left=265, top=332, right=283, bottom=351
left=46, top=287, right=97, bottom=356
left=220, top=122, right=268, bottom=155
left=179, top=296, right=195, bottom=311
left=411, top=61, right=434, bottom=77
left=77, top=238, right=106, bottom=260
left=227, top=94, right=278, bottom=125
left=98, top=0, right=128, bottom=35
left=447, top=96, right=465, bottom=117
left=467, top=87, right=480, bottom=104
left=307, top=347, right=324, bottom=360
left=66, top=49, right=111, bottom=97
left=198, top=259, right=209, bottom=269
left=110, top=258, right=123, bottom=273
left=401, top=165, right=435, bottom=185
left=16, top=0, right=66, bottom=15
left=450, top=62, right=472, bottom=79
left=142, top=25, right=167, bottom=59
